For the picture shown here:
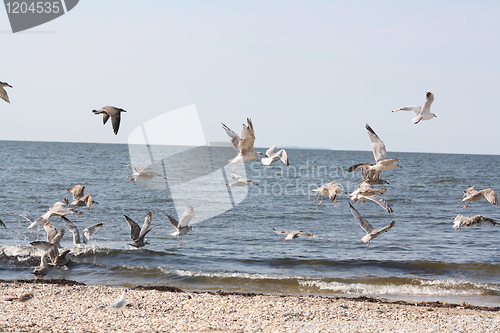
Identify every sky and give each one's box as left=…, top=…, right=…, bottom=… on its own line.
left=1, top=0, right=499, bottom=155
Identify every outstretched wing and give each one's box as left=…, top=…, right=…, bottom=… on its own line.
left=238, top=118, right=256, bottom=155
left=139, top=211, right=153, bottom=239
left=348, top=203, right=375, bottom=234
left=363, top=194, right=394, bottom=213
left=482, top=188, right=498, bottom=205
left=374, top=220, right=396, bottom=236
left=178, top=206, right=194, bottom=228
left=221, top=123, right=241, bottom=151
left=68, top=185, right=85, bottom=200
left=157, top=208, right=179, bottom=229
left=124, top=215, right=141, bottom=240
left=365, top=124, right=388, bottom=163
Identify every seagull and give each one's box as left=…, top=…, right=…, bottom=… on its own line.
left=348, top=124, right=401, bottom=175
left=109, top=289, right=127, bottom=316
left=158, top=206, right=194, bottom=245
left=92, top=106, right=127, bottom=135
left=272, top=228, right=321, bottom=241
left=124, top=211, right=155, bottom=248
left=310, top=182, right=345, bottom=206
left=39, top=198, right=83, bottom=223
left=392, top=90, right=436, bottom=124
left=348, top=203, right=395, bottom=246
left=32, top=254, right=50, bottom=278
left=222, top=118, right=264, bottom=170
left=67, top=185, right=97, bottom=209
left=0, top=81, right=12, bottom=103
left=261, top=145, right=289, bottom=167
left=126, top=165, right=166, bottom=183
left=347, top=164, right=389, bottom=185
left=6, top=288, right=35, bottom=307
left=30, top=238, right=72, bottom=269
left=453, top=214, right=500, bottom=231
left=461, top=186, right=498, bottom=209
left=8, top=210, right=42, bottom=228
left=228, top=172, right=259, bottom=190
left=62, top=216, right=104, bottom=246
left=349, top=183, right=393, bottom=213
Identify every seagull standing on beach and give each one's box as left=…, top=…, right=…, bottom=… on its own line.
left=349, top=203, right=395, bottom=246
left=92, top=106, right=127, bottom=135
left=453, top=214, right=500, bottom=231
left=461, top=186, right=498, bottom=209
left=272, top=228, right=321, bottom=242
left=6, top=288, right=35, bottom=308
left=108, top=289, right=127, bottom=316
left=158, top=206, right=194, bottom=245
left=222, top=118, right=264, bottom=170
left=0, top=81, right=12, bottom=103
left=392, top=90, right=436, bottom=124
left=348, top=124, right=401, bottom=177
left=261, top=146, right=289, bottom=167
left=124, top=211, right=155, bottom=248
left=310, top=182, right=344, bottom=206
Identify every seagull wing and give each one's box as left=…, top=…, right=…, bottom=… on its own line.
left=265, top=145, right=277, bottom=158
left=365, top=124, right=389, bottom=163
left=392, top=105, right=421, bottom=116
left=83, top=223, right=104, bottom=243
left=62, top=216, right=80, bottom=245
left=124, top=215, right=141, bottom=240
left=278, top=149, right=289, bottom=166
left=238, top=118, right=256, bottom=155
left=0, top=86, right=10, bottom=103
left=68, top=185, right=85, bottom=200
left=296, top=231, right=320, bottom=238
left=481, top=188, right=498, bottom=205
left=138, top=211, right=153, bottom=239
left=272, top=228, right=288, bottom=235
left=363, top=194, right=394, bottom=213
left=349, top=203, right=376, bottom=234
left=178, top=206, right=194, bottom=228
left=221, top=123, right=241, bottom=151
left=373, top=220, right=396, bottom=236
left=157, top=208, right=179, bottom=229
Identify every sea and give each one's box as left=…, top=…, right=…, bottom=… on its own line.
left=0, top=140, right=499, bottom=307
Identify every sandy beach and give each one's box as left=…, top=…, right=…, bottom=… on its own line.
left=1, top=280, right=499, bottom=332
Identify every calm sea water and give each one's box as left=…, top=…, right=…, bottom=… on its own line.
left=0, top=140, right=499, bottom=306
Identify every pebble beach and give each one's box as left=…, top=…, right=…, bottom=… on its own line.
left=1, top=280, right=499, bottom=333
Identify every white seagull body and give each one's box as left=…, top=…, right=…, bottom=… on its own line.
left=272, top=228, right=321, bottom=241
left=461, top=186, right=498, bottom=209
left=392, top=90, right=436, bottom=124
left=349, top=203, right=395, bottom=246
left=222, top=118, right=264, bottom=169
left=92, top=106, right=127, bottom=135
left=158, top=206, right=194, bottom=245
left=310, top=182, right=344, bottom=206
left=261, top=145, right=289, bottom=167
left=126, top=165, right=166, bottom=183
left=453, top=214, right=500, bottom=231
left=0, top=81, right=13, bottom=103
left=124, top=211, right=155, bottom=248
left=109, top=289, right=127, bottom=315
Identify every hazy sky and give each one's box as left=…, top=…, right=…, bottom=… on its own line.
left=1, top=1, right=499, bottom=155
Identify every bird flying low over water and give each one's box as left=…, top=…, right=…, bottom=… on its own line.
left=261, top=145, right=289, bottom=167
left=348, top=124, right=401, bottom=179
left=453, top=214, right=500, bottom=231
left=124, top=211, right=155, bottom=248
left=92, top=106, right=127, bottom=135
left=0, top=81, right=12, bottom=103
left=392, top=90, right=436, bottom=124
left=62, top=216, right=103, bottom=246
left=461, top=186, right=498, bottom=209
left=68, top=185, right=97, bottom=209
left=222, top=118, right=264, bottom=170
left=349, top=182, right=393, bottom=213
left=348, top=203, right=395, bottom=246
left=158, top=206, right=194, bottom=245
left=310, top=182, right=345, bottom=206
left=126, top=165, right=166, bottom=183
left=272, top=228, right=321, bottom=241
left=228, top=172, right=259, bottom=190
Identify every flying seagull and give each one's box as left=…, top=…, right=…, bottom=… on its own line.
left=39, top=198, right=83, bottom=223
left=272, top=228, right=321, bottom=241
left=348, top=124, right=401, bottom=176
left=8, top=210, right=41, bottom=229
left=310, top=182, right=344, bottom=206
left=461, top=186, right=498, bottom=209
left=228, top=172, right=259, bottom=190
left=261, top=145, right=289, bottom=167
left=0, top=81, right=12, bottom=103
left=392, top=90, right=436, bottom=124
left=453, top=214, right=500, bottom=231
left=124, top=211, right=155, bottom=248
left=222, top=118, right=264, bottom=170
left=349, top=182, right=393, bottom=213
left=348, top=203, right=395, bottom=246
left=158, top=206, right=194, bottom=245
left=67, top=185, right=97, bottom=209
left=92, top=106, right=127, bottom=135
left=126, top=165, right=166, bottom=183
left=30, top=237, right=72, bottom=269
left=62, top=216, right=103, bottom=246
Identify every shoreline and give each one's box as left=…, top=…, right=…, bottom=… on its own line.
left=1, top=279, right=499, bottom=332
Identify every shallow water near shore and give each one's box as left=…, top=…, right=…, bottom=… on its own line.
left=0, top=140, right=499, bottom=307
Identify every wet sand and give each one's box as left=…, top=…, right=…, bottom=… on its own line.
left=1, top=280, right=499, bottom=332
